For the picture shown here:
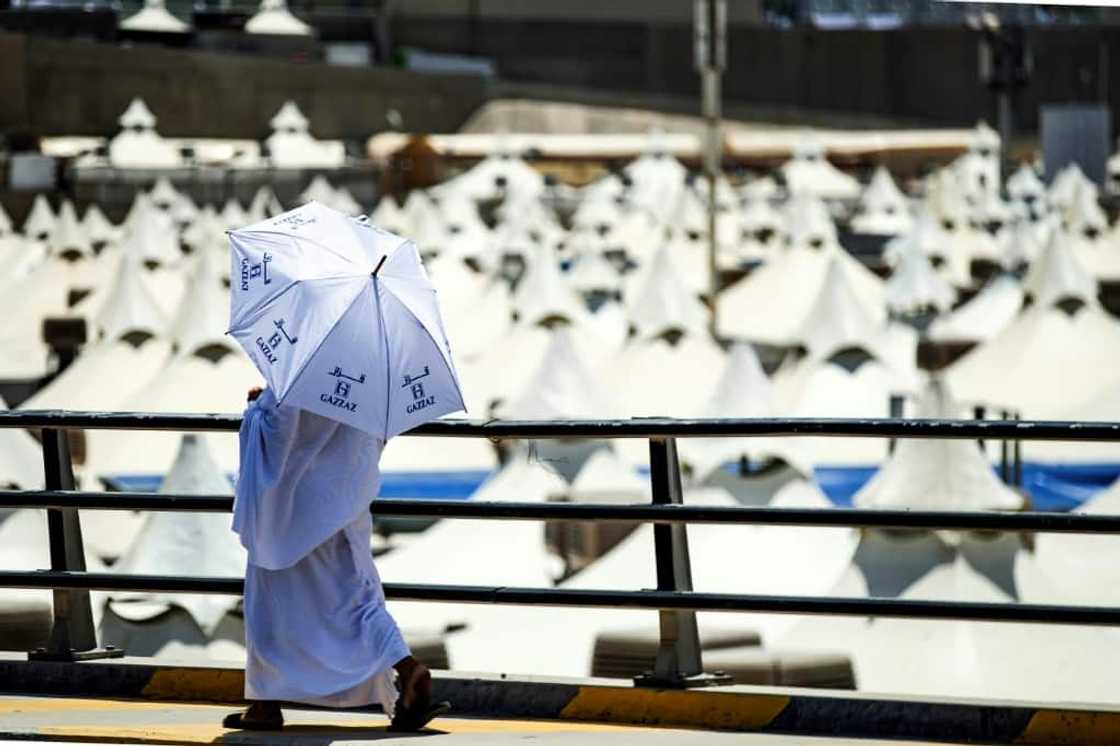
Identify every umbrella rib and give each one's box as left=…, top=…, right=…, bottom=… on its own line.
left=275, top=281, right=369, bottom=407
left=375, top=275, right=392, bottom=441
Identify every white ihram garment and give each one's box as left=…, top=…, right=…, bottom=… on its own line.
left=233, top=389, right=408, bottom=713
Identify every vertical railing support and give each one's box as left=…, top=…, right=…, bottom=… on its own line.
left=888, top=395, right=905, bottom=455
left=28, top=428, right=121, bottom=661
left=999, top=410, right=1011, bottom=484
left=635, top=437, right=730, bottom=688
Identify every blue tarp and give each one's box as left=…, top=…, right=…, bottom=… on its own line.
left=104, top=463, right=1119, bottom=513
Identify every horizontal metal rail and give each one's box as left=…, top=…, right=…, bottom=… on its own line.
left=3, top=571, right=1118, bottom=627
left=5, top=491, right=1120, bottom=534
left=2, top=410, right=1120, bottom=441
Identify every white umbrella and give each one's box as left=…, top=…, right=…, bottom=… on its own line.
left=227, top=201, right=465, bottom=439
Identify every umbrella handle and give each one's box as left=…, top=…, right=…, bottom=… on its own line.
left=372, top=255, right=387, bottom=277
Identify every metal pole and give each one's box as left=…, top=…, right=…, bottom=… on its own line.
left=30, top=429, right=120, bottom=661
left=695, top=0, right=725, bottom=339
left=636, top=437, right=729, bottom=688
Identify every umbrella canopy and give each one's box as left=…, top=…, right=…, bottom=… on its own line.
left=228, top=201, right=465, bottom=439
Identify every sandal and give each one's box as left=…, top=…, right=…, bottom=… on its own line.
left=222, top=710, right=285, bottom=730
left=389, top=666, right=450, bottom=732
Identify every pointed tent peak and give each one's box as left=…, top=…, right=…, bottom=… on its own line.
left=161, top=434, right=232, bottom=495
left=970, top=120, right=1001, bottom=154
left=270, top=100, right=310, bottom=132
left=248, top=185, right=284, bottom=223
left=49, top=200, right=93, bottom=258
left=81, top=204, right=118, bottom=245
left=120, top=0, right=190, bottom=32
left=741, top=197, right=784, bottom=232
left=118, top=98, right=158, bottom=130
left=1023, top=229, right=1098, bottom=309
left=0, top=202, right=12, bottom=235
left=1050, top=163, right=1097, bottom=209
left=148, top=177, right=179, bottom=208
left=1007, top=162, right=1046, bottom=201
left=172, top=252, right=232, bottom=357
left=794, top=253, right=883, bottom=360
left=864, top=166, right=906, bottom=205
left=627, top=244, right=709, bottom=340
left=885, top=245, right=956, bottom=314
left=299, top=175, right=338, bottom=205
left=96, top=254, right=168, bottom=343
left=512, top=245, right=585, bottom=327
left=699, top=342, right=773, bottom=418
left=784, top=193, right=839, bottom=249
left=1000, top=218, right=1043, bottom=267
left=1065, top=179, right=1109, bottom=235
left=23, top=194, right=55, bottom=239
left=121, top=198, right=181, bottom=266
left=498, top=327, right=614, bottom=420
left=854, top=379, right=1025, bottom=512
left=568, top=249, right=622, bottom=294
left=570, top=447, right=646, bottom=496
left=220, top=198, right=249, bottom=231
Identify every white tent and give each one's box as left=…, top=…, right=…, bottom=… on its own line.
left=0, top=395, right=43, bottom=490
left=22, top=195, right=55, bottom=241
left=927, top=274, right=1023, bottom=343
left=780, top=136, right=861, bottom=200
left=1006, top=162, right=1046, bottom=204
left=944, top=300, right=1120, bottom=416
left=93, top=256, right=168, bottom=343
left=119, top=0, right=190, bottom=33
left=108, top=99, right=182, bottom=169
left=106, top=435, right=245, bottom=647
left=431, top=152, right=545, bottom=203
left=884, top=241, right=956, bottom=314
left=19, top=339, right=172, bottom=416
left=48, top=201, right=93, bottom=260
left=677, top=343, right=813, bottom=480
left=169, top=251, right=231, bottom=356
left=265, top=102, right=345, bottom=169
left=717, top=244, right=884, bottom=345
left=81, top=205, right=120, bottom=248
left=0, top=203, right=13, bottom=237
left=1022, top=230, right=1098, bottom=309
left=851, top=167, right=912, bottom=236
left=245, top=0, right=311, bottom=36
left=512, top=245, right=586, bottom=326
left=82, top=354, right=262, bottom=481
left=777, top=551, right=1120, bottom=703
left=792, top=254, right=890, bottom=361
left=247, top=186, right=284, bottom=224
left=0, top=509, right=108, bottom=651
left=625, top=244, right=709, bottom=339
left=854, top=382, right=1024, bottom=511
left=1031, top=478, right=1120, bottom=606
left=219, top=198, right=249, bottom=231
left=498, top=328, right=615, bottom=420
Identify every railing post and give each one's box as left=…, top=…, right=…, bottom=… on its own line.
left=635, top=437, right=730, bottom=688
left=28, top=428, right=121, bottom=661
left=888, top=394, right=904, bottom=455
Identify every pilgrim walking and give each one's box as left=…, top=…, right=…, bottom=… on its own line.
left=223, top=203, right=466, bottom=731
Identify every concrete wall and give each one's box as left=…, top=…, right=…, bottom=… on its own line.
left=392, top=18, right=1120, bottom=131
left=0, top=32, right=489, bottom=139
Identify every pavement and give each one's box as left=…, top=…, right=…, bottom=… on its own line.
left=0, top=695, right=975, bottom=745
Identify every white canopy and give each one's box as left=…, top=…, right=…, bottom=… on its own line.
left=109, top=99, right=182, bottom=169
left=626, top=245, right=709, bottom=339
left=48, top=201, right=93, bottom=259
left=1022, top=230, right=1098, bottom=309
left=854, top=382, right=1024, bottom=511
left=119, top=0, right=190, bottom=33
left=885, top=241, right=956, bottom=314
left=265, top=103, right=345, bottom=169
left=780, top=135, right=861, bottom=200
left=498, top=328, right=615, bottom=420
left=169, top=251, right=231, bottom=356
left=22, top=195, right=55, bottom=240
left=927, top=274, right=1023, bottom=343
left=245, top=0, right=312, bottom=36
left=677, top=343, right=813, bottom=479
left=108, top=435, right=245, bottom=634
left=0, top=395, right=43, bottom=490
left=20, top=339, right=172, bottom=415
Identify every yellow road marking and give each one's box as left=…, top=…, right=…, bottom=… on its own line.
left=1019, top=709, right=1120, bottom=746
left=0, top=697, right=200, bottom=714
left=560, top=686, right=789, bottom=730
left=141, top=668, right=246, bottom=702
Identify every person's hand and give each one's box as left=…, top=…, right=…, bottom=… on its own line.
left=247, top=387, right=264, bottom=402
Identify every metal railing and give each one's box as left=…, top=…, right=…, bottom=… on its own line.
left=1, top=411, right=1120, bottom=685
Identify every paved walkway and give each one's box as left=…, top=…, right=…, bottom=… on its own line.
left=0, top=695, right=973, bottom=745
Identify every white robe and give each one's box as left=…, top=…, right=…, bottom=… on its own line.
left=233, top=390, right=408, bottom=712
